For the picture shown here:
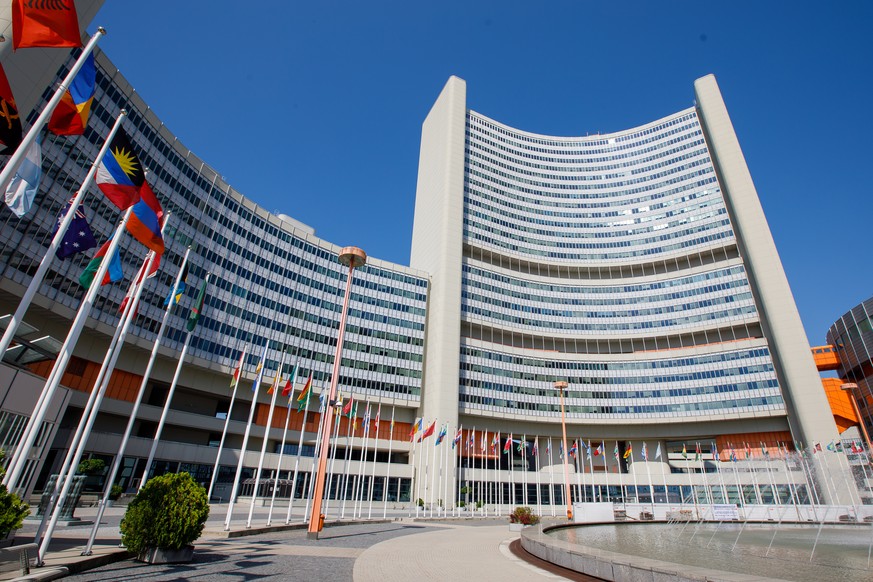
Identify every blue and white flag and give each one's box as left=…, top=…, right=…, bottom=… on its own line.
left=4, top=136, right=42, bottom=217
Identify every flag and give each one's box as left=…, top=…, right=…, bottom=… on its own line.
left=730, top=444, right=737, bottom=463
left=504, top=434, right=512, bottom=454
left=546, top=439, right=551, bottom=457
left=569, top=441, right=578, bottom=459
left=79, top=237, right=123, bottom=289
left=118, top=252, right=160, bottom=315
left=230, top=349, right=245, bottom=388
left=343, top=395, right=355, bottom=417
left=826, top=441, right=835, bottom=452
left=435, top=424, right=447, bottom=446
left=4, top=135, right=41, bottom=217
left=695, top=442, right=702, bottom=462
left=267, top=370, right=281, bottom=395
left=467, top=432, right=474, bottom=451
left=12, top=0, right=81, bottom=49
left=0, top=64, right=22, bottom=155
left=418, top=420, right=436, bottom=442
left=490, top=434, right=498, bottom=455
left=48, top=52, right=94, bottom=135
left=613, top=443, right=619, bottom=460
left=559, top=442, right=564, bottom=460
left=350, top=402, right=359, bottom=429
left=409, top=417, right=422, bottom=442
left=56, top=202, right=97, bottom=259
left=363, top=405, right=371, bottom=435
left=594, top=443, right=603, bottom=457
left=186, top=277, right=208, bottom=332
left=641, top=442, right=648, bottom=461
left=681, top=444, right=687, bottom=459
left=374, top=404, right=381, bottom=431
left=294, top=373, right=312, bottom=404
left=95, top=127, right=144, bottom=210
left=814, top=442, right=822, bottom=453
left=517, top=439, right=524, bottom=454
left=452, top=428, right=462, bottom=449
left=623, top=444, right=632, bottom=460
left=655, top=443, right=661, bottom=460
left=852, top=441, right=862, bottom=454
left=164, top=263, right=188, bottom=306
left=278, top=363, right=297, bottom=398
left=251, top=343, right=268, bottom=392
left=744, top=443, right=751, bottom=459
left=126, top=181, right=165, bottom=254
left=532, top=439, right=538, bottom=457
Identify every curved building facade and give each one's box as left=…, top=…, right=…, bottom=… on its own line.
left=411, top=76, right=845, bottom=504
left=0, top=40, right=851, bottom=508
left=827, top=297, right=873, bottom=439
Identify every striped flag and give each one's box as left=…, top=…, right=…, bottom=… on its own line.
left=295, top=373, right=312, bottom=408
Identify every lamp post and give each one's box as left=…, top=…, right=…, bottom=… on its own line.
left=307, top=247, right=366, bottom=539
left=555, top=380, right=572, bottom=521
left=841, top=383, right=873, bottom=454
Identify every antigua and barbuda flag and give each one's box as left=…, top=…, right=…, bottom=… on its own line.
left=12, top=0, right=81, bottom=49
left=0, top=64, right=23, bottom=155
left=95, top=127, right=143, bottom=209
left=48, top=52, right=95, bottom=135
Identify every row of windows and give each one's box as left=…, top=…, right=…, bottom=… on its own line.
left=461, top=378, right=779, bottom=400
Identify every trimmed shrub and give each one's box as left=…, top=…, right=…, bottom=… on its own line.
left=77, top=458, right=106, bottom=475
left=509, top=506, right=540, bottom=525
left=120, top=472, right=209, bottom=554
left=0, top=452, right=29, bottom=536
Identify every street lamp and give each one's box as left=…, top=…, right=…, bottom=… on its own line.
left=307, top=247, right=366, bottom=539
left=841, top=383, right=873, bottom=453
left=555, top=380, right=572, bottom=521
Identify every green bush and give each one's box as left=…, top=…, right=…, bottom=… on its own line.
left=0, top=451, right=29, bottom=537
left=109, top=484, right=124, bottom=501
left=120, top=472, right=209, bottom=554
left=77, top=458, right=106, bottom=475
left=509, top=506, right=540, bottom=525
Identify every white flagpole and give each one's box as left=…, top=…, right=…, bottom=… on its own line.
left=425, top=424, right=433, bottom=516
left=303, top=392, right=328, bottom=523
left=602, top=441, right=610, bottom=502
left=34, top=253, right=144, bottom=543
left=522, top=435, right=528, bottom=507
left=444, top=425, right=451, bottom=517
left=367, top=403, right=381, bottom=519
left=267, top=399, right=292, bottom=524
left=644, top=445, right=654, bottom=511
left=454, top=426, right=461, bottom=516
left=324, top=404, right=343, bottom=517
left=0, top=30, right=106, bottom=194
left=339, top=402, right=356, bottom=518
left=208, top=343, right=248, bottom=502
left=656, top=442, right=668, bottom=504
left=574, top=442, right=581, bottom=503
left=535, top=436, right=542, bottom=516
left=286, top=374, right=313, bottom=523
left=139, top=274, right=211, bottom=492
left=224, top=341, right=269, bottom=531
left=430, top=427, right=439, bottom=517
left=415, top=424, right=424, bottom=517
left=37, top=247, right=159, bottom=563
left=548, top=437, right=555, bottom=516
left=4, top=208, right=133, bottom=491
left=616, top=442, right=625, bottom=505
left=247, top=351, right=285, bottom=528
left=354, top=403, right=370, bottom=518
left=588, top=441, right=596, bottom=502
left=382, top=405, right=395, bottom=519
left=83, top=246, right=191, bottom=555
left=0, top=108, right=126, bottom=371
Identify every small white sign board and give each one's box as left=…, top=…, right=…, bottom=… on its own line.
left=711, top=504, right=740, bottom=520
left=573, top=502, right=614, bottom=523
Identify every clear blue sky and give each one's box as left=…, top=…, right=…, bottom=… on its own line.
left=90, top=1, right=872, bottom=346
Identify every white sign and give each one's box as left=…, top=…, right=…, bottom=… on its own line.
left=711, top=504, right=740, bottom=520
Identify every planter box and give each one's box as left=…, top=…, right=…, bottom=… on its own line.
left=509, top=523, right=525, bottom=532
left=138, top=545, right=195, bottom=564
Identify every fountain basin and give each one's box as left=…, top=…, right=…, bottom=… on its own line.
left=521, top=521, right=873, bottom=582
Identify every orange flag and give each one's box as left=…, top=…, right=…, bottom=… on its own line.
left=12, top=0, right=82, bottom=50
left=0, top=64, right=22, bottom=155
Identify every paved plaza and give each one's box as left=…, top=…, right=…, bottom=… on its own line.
left=1, top=504, right=582, bottom=581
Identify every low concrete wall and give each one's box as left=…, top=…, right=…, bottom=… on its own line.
left=520, top=523, right=787, bottom=582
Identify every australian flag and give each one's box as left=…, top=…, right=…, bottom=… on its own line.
left=54, top=201, right=97, bottom=259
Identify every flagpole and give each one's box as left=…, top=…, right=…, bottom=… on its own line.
left=382, top=405, right=395, bottom=519
left=548, top=437, right=555, bottom=516
left=83, top=245, right=191, bottom=556
left=354, top=403, right=370, bottom=518
left=616, top=441, right=625, bottom=506
left=37, top=248, right=158, bottom=564
left=208, top=343, right=247, bottom=503
left=4, top=208, right=133, bottom=491
left=414, top=424, right=424, bottom=517
left=303, top=392, right=328, bottom=523
left=0, top=29, right=106, bottom=194
left=535, top=437, right=542, bottom=516
left=35, top=254, right=146, bottom=543
left=246, top=350, right=285, bottom=528
left=603, top=441, right=611, bottom=502
left=138, top=274, right=211, bottom=492
left=587, top=441, right=596, bottom=502
left=339, top=400, right=356, bottom=518
left=286, top=374, right=313, bottom=523
left=0, top=109, right=128, bottom=371
left=367, top=403, right=380, bottom=519
left=324, top=410, right=342, bottom=517
left=656, top=442, right=668, bottom=504
left=267, top=396, right=292, bottom=526
left=224, top=341, right=269, bottom=531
